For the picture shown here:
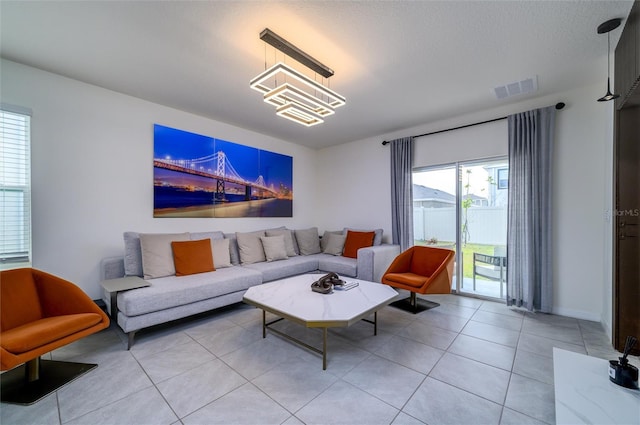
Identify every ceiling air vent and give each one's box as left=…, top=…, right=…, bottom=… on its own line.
left=494, top=76, right=538, bottom=100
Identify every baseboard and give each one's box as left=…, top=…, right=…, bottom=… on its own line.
left=552, top=306, right=600, bottom=322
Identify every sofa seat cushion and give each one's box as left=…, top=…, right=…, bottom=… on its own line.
left=118, top=267, right=262, bottom=316
left=243, top=256, right=319, bottom=282
left=316, top=254, right=357, bottom=277
left=1, top=313, right=103, bottom=354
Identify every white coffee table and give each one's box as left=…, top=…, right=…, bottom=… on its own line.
left=243, top=274, right=398, bottom=370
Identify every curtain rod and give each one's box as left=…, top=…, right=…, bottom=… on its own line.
left=381, top=102, right=565, bottom=145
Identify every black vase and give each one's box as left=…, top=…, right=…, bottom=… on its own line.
left=609, top=360, right=639, bottom=389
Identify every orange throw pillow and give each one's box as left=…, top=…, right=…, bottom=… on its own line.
left=342, top=231, right=375, bottom=258
left=171, top=239, right=215, bottom=276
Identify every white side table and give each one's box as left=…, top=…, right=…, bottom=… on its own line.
left=100, top=276, right=150, bottom=320
left=553, top=347, right=640, bottom=424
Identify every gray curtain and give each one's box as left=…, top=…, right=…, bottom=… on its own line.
left=506, top=106, right=556, bottom=312
left=390, top=137, right=414, bottom=252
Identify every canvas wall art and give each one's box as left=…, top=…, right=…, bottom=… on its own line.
left=153, top=124, right=293, bottom=218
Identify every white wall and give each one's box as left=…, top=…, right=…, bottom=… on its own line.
left=1, top=59, right=318, bottom=299
left=317, top=83, right=614, bottom=323
left=552, top=85, right=613, bottom=322
left=314, top=137, right=393, bottom=241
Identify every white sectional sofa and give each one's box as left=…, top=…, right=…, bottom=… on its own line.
left=100, top=227, right=400, bottom=348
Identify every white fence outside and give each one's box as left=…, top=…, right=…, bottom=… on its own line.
left=414, top=206, right=507, bottom=245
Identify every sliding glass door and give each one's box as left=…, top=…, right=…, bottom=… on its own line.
left=458, top=159, right=508, bottom=299
left=413, top=165, right=458, bottom=290
left=413, top=158, right=508, bottom=300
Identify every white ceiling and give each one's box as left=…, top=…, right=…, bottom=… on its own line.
left=0, top=1, right=633, bottom=149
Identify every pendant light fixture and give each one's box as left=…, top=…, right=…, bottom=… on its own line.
left=250, top=29, right=345, bottom=127
left=597, top=18, right=622, bottom=102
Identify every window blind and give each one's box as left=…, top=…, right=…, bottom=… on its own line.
left=1, top=107, right=31, bottom=264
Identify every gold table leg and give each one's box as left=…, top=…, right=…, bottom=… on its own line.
left=260, top=309, right=383, bottom=370
left=322, top=327, right=328, bottom=370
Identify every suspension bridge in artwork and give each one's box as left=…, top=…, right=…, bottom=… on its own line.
left=154, top=151, right=281, bottom=202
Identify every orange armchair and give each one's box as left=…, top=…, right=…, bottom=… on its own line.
left=1, top=268, right=109, bottom=404
left=382, top=246, right=455, bottom=313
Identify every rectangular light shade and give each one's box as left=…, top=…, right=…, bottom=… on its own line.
left=250, top=62, right=346, bottom=109
left=275, top=103, right=324, bottom=127
left=264, top=83, right=335, bottom=117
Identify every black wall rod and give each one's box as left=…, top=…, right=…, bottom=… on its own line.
left=381, top=102, right=565, bottom=146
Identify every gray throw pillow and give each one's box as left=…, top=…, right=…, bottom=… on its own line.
left=211, top=238, right=232, bottom=268
left=123, top=231, right=143, bottom=277
left=320, top=230, right=343, bottom=251
left=224, top=233, right=241, bottom=265
left=294, top=227, right=321, bottom=255
left=139, top=232, right=190, bottom=279
left=236, top=231, right=266, bottom=264
left=323, top=233, right=347, bottom=256
left=190, top=231, right=224, bottom=242
left=266, top=229, right=297, bottom=257
left=260, top=235, right=288, bottom=262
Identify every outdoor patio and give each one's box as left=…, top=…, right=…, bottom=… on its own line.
left=455, top=276, right=505, bottom=300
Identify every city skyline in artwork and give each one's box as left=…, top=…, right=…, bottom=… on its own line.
left=153, top=124, right=293, bottom=218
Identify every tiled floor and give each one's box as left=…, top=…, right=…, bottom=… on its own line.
left=2, top=293, right=638, bottom=425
